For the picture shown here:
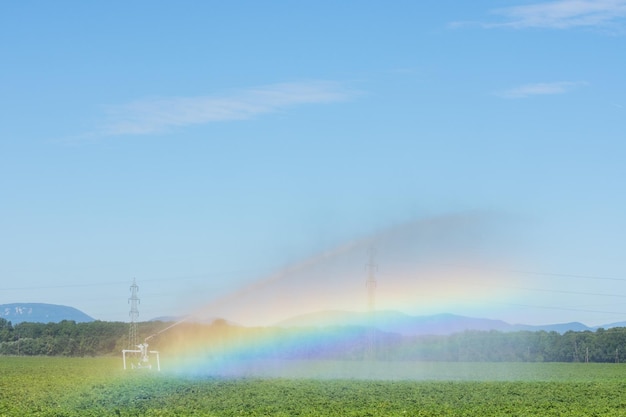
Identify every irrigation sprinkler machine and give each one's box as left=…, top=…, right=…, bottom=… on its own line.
left=122, top=341, right=160, bottom=371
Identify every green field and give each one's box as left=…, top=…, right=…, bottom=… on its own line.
left=2, top=357, right=626, bottom=416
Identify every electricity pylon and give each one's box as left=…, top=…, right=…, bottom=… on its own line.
left=128, top=278, right=140, bottom=348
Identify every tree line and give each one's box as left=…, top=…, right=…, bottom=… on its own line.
left=2, top=317, right=626, bottom=363
left=384, top=328, right=626, bottom=363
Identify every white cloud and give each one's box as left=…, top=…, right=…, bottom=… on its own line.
left=488, top=0, right=626, bottom=29
left=495, top=81, right=587, bottom=98
left=98, top=81, right=356, bottom=136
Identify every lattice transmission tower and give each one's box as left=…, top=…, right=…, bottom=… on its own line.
left=365, top=247, right=377, bottom=360
left=366, top=247, right=377, bottom=313
left=128, top=278, right=140, bottom=348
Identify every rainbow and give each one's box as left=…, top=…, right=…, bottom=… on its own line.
left=152, top=216, right=530, bottom=376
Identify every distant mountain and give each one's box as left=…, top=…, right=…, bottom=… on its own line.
left=511, top=322, right=592, bottom=333
left=149, top=316, right=183, bottom=323
left=594, top=321, right=626, bottom=330
left=276, top=310, right=596, bottom=336
left=149, top=315, right=241, bottom=326
left=0, top=303, right=94, bottom=324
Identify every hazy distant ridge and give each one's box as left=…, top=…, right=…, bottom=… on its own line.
left=0, top=302, right=601, bottom=334
left=0, top=303, right=94, bottom=324
left=276, top=310, right=594, bottom=335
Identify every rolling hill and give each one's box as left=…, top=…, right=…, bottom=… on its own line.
left=0, top=303, right=94, bottom=324
left=276, top=310, right=594, bottom=335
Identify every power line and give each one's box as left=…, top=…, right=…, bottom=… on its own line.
left=2, top=262, right=625, bottom=294
left=440, top=264, right=626, bottom=283
left=492, top=301, right=626, bottom=317
left=503, top=285, right=626, bottom=299
left=0, top=270, right=258, bottom=292
left=4, top=262, right=626, bottom=324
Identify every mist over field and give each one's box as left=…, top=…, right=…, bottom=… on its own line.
left=182, top=213, right=523, bottom=327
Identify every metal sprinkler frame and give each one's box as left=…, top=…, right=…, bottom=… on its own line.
left=122, top=342, right=161, bottom=371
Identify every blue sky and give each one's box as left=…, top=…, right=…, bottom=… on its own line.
left=1, top=1, right=625, bottom=326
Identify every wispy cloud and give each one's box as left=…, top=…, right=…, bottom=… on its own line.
left=488, top=0, right=626, bottom=29
left=96, top=81, right=356, bottom=137
left=495, top=81, right=587, bottom=98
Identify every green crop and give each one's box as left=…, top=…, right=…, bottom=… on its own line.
left=2, top=357, right=626, bottom=416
